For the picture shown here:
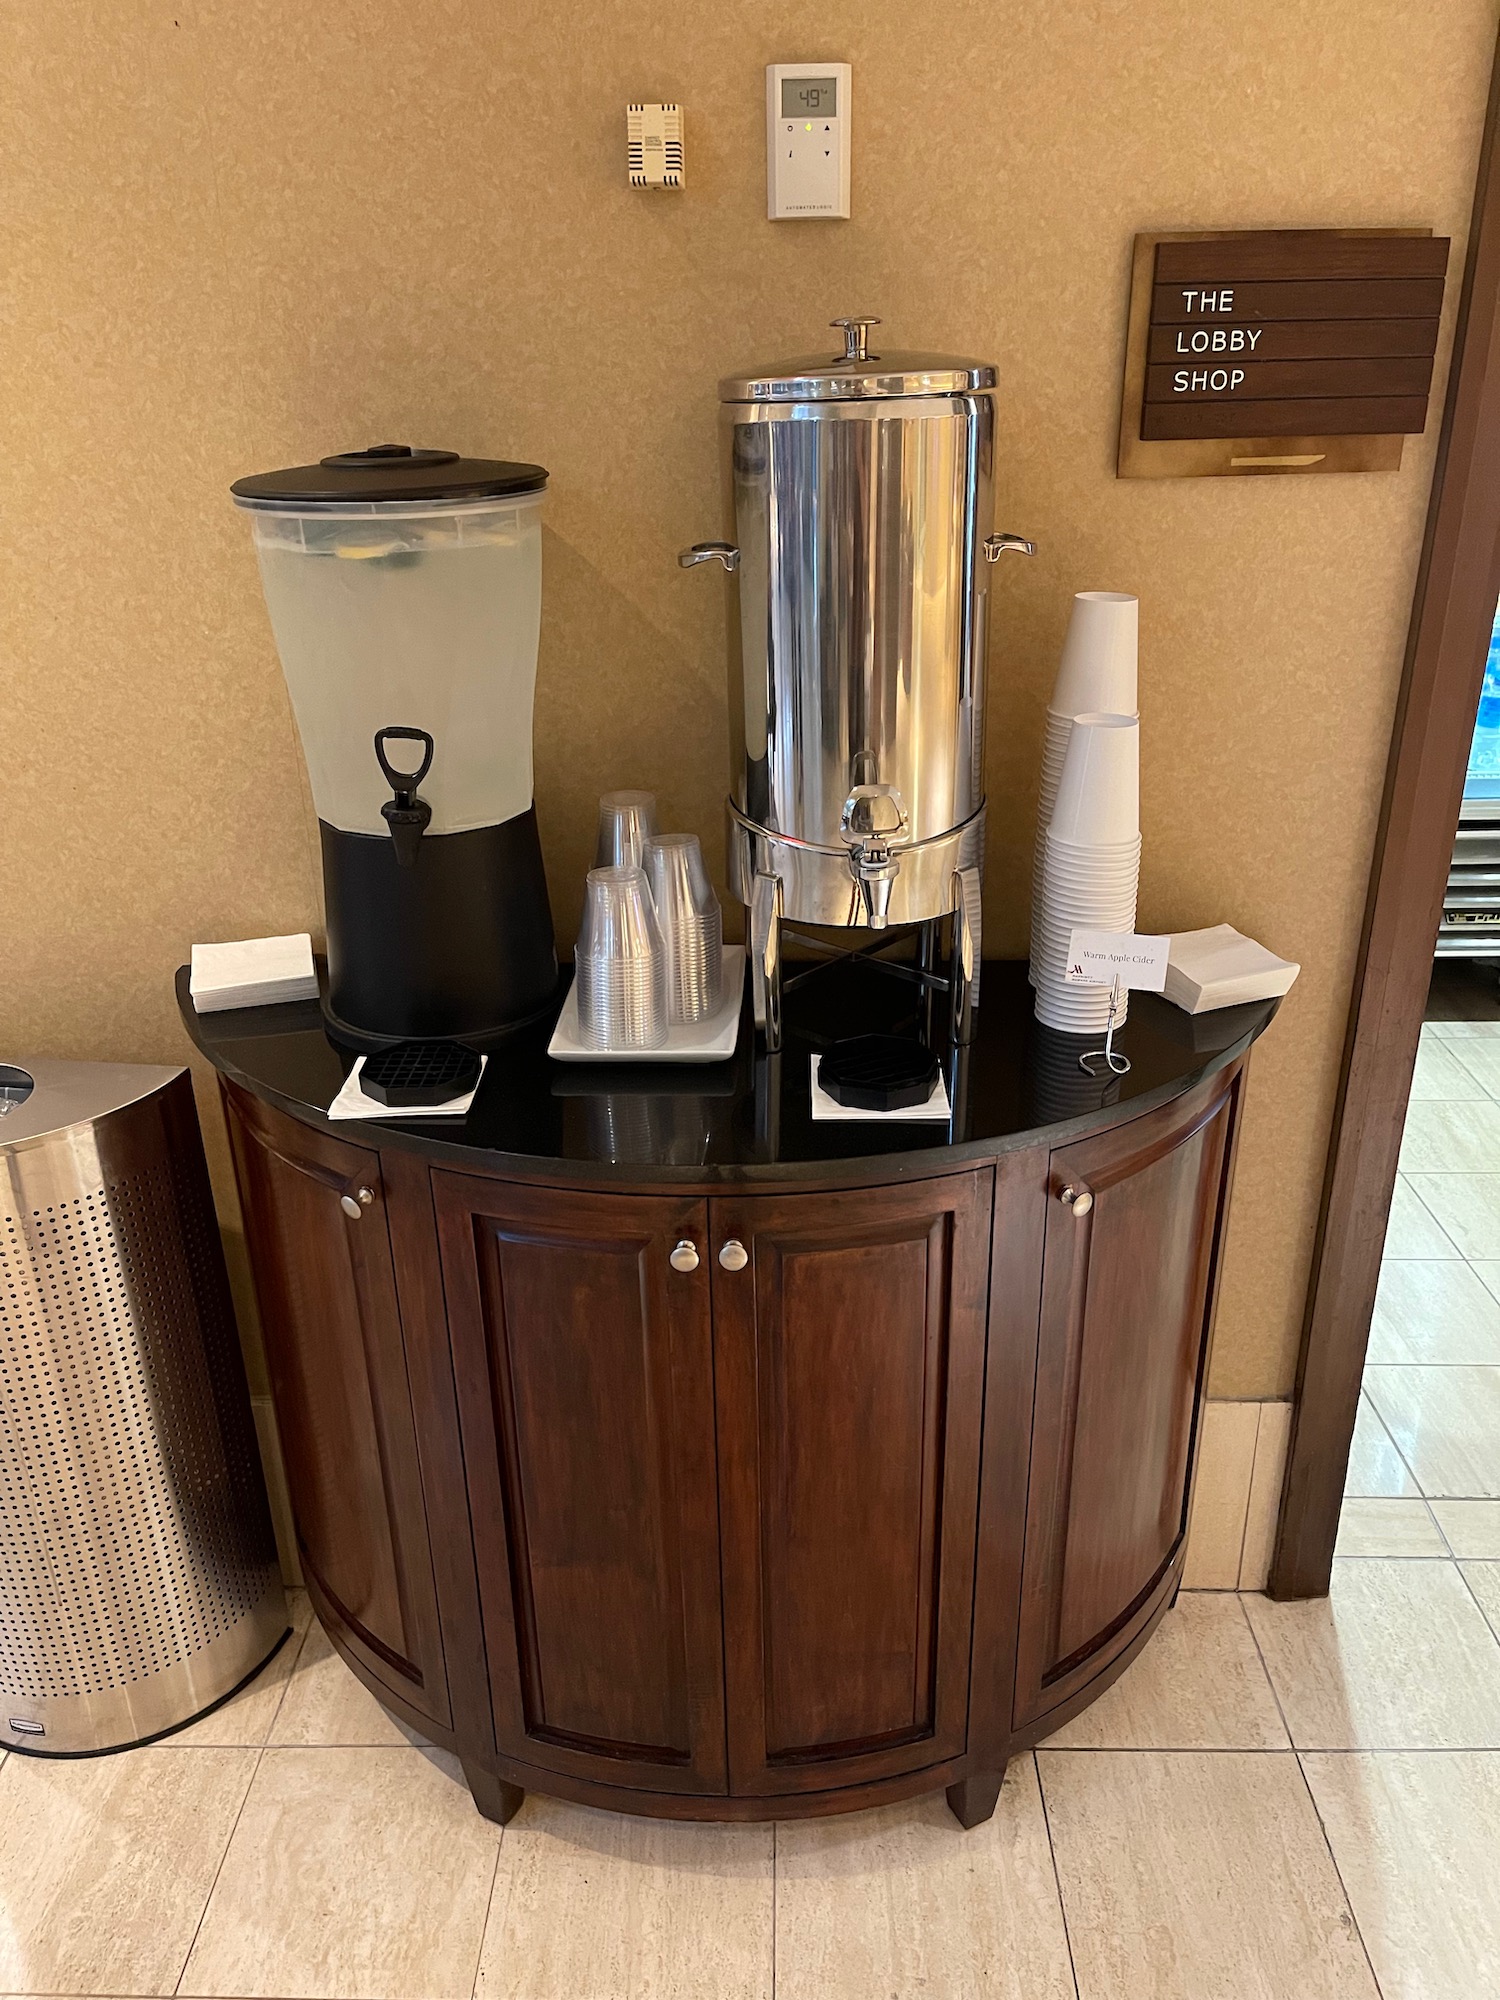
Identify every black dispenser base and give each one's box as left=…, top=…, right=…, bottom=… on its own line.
left=320, top=809, right=558, bottom=1050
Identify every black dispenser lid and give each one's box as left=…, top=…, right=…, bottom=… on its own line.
left=231, top=443, right=549, bottom=508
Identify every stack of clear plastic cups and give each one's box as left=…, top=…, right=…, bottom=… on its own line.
left=596, top=790, right=658, bottom=870
left=645, top=833, right=723, bottom=1025
left=574, top=866, right=667, bottom=1050
left=1029, top=713, right=1141, bottom=1034
left=1030, top=594, right=1139, bottom=987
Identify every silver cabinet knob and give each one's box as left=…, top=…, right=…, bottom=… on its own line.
left=669, top=1239, right=700, bottom=1273
left=1059, top=1184, right=1093, bottom=1217
left=718, top=1239, right=749, bottom=1272
left=340, top=1186, right=376, bottom=1219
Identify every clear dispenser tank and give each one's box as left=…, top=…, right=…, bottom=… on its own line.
left=232, top=445, right=557, bottom=1046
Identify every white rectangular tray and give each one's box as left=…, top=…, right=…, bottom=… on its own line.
left=548, top=946, right=745, bottom=1063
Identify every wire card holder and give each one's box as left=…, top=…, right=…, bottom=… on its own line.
left=1079, top=976, right=1131, bottom=1077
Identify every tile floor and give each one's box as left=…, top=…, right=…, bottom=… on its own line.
left=8, top=1014, right=1500, bottom=2000
left=0, top=1570, right=1495, bottom=1997
left=1344, top=1020, right=1500, bottom=1555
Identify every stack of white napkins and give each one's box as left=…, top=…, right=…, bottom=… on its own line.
left=190, top=934, right=319, bottom=1013
left=1165, top=925, right=1299, bottom=1014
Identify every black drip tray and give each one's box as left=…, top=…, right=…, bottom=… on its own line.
left=820, top=1036, right=940, bottom=1113
left=360, top=1040, right=482, bottom=1108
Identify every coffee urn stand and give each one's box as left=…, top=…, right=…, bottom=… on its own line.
left=728, top=799, right=985, bottom=1053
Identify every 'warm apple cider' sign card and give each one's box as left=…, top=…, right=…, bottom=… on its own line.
left=1118, top=230, right=1449, bottom=479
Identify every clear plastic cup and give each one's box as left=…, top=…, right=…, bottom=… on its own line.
left=1049, top=713, right=1139, bottom=846
left=595, top=790, right=658, bottom=871
left=574, top=865, right=667, bottom=1049
left=645, top=833, right=723, bottom=1025
left=1050, top=592, right=1138, bottom=720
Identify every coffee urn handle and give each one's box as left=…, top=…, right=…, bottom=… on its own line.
left=984, top=533, right=1036, bottom=563
left=831, top=315, right=882, bottom=362
left=678, top=542, right=740, bottom=573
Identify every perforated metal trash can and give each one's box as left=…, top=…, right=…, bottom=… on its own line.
left=0, top=1059, right=287, bottom=1753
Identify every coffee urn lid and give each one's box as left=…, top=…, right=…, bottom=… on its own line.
left=231, top=443, right=549, bottom=509
left=718, top=317, right=996, bottom=403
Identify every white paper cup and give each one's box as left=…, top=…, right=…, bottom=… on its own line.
left=1050, top=592, right=1138, bottom=720
left=1034, top=982, right=1130, bottom=1033
left=1049, top=713, right=1139, bottom=847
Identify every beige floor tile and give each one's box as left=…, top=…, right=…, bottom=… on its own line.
left=1461, top=1559, right=1500, bottom=1637
left=1423, top=1018, right=1500, bottom=1040
left=477, top=1797, right=772, bottom=2000
left=1431, top=1499, right=1500, bottom=1556
left=1399, top=1097, right=1500, bottom=1175
left=1365, top=1365, right=1500, bottom=1497
left=1241, top=1401, right=1293, bottom=1587
left=1366, top=1258, right=1500, bottom=1364
left=1182, top=1400, right=1258, bottom=1587
left=1302, top=1751, right=1500, bottom=2000
left=1044, top=1595, right=1287, bottom=1749
left=1335, top=1498, right=1449, bottom=1558
left=270, top=1618, right=411, bottom=1746
left=181, top=1747, right=499, bottom=1998
left=1244, top=1558, right=1500, bottom=1747
left=1382, top=1177, right=1461, bottom=1259
left=1449, top=1035, right=1500, bottom=1094
left=1039, top=1750, right=1378, bottom=1999
left=171, top=1593, right=308, bottom=1747
left=1408, top=1038, right=1490, bottom=1099
left=1403, top=1175, right=1500, bottom=1259
left=774, top=1762, right=1074, bottom=2000
left=0, top=1747, right=256, bottom=1995
left=1344, top=1394, right=1420, bottom=1498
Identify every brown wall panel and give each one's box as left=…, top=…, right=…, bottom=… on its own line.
left=1147, top=319, right=1441, bottom=364
left=1156, top=236, right=1450, bottom=283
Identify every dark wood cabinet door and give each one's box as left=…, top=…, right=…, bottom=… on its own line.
left=434, top=1176, right=727, bottom=1794
left=711, top=1170, right=992, bottom=1795
left=223, top=1085, right=448, bottom=1723
left=1014, top=1065, right=1243, bottom=1728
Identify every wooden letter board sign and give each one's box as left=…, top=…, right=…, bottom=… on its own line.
left=1118, top=229, right=1449, bottom=478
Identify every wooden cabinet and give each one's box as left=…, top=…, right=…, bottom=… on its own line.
left=1014, top=1068, right=1241, bottom=1727
left=710, top=1173, right=991, bottom=1794
left=435, top=1178, right=727, bottom=1794
left=212, top=1036, right=1253, bottom=1827
left=222, top=1085, right=449, bottom=1725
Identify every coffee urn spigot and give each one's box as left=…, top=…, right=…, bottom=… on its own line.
left=840, top=785, right=908, bottom=929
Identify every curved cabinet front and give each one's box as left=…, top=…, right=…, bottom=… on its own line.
left=223, top=1087, right=450, bottom=1727
left=1014, top=1066, right=1242, bottom=1730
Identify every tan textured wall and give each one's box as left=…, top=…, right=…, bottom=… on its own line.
left=2, top=0, right=1494, bottom=1398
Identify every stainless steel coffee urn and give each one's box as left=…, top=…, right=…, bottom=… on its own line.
left=681, top=317, right=1032, bottom=1048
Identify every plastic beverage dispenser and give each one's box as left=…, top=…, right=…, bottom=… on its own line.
left=231, top=445, right=557, bottom=1046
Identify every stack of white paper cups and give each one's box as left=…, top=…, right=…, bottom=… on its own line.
left=1031, top=713, right=1141, bottom=1033
left=1030, top=593, right=1139, bottom=987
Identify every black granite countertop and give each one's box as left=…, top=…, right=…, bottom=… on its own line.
left=176, top=958, right=1275, bottom=1188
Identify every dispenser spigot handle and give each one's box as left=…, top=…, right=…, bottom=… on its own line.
left=374, top=726, right=434, bottom=869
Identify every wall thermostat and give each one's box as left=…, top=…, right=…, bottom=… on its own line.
left=627, top=103, right=684, bottom=188
left=766, top=63, right=850, bottom=220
